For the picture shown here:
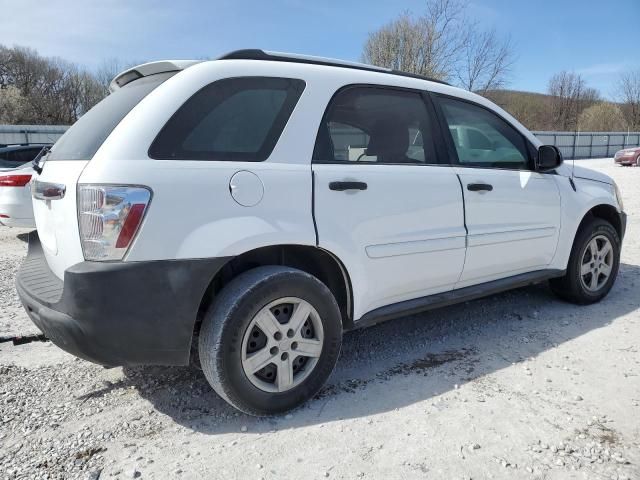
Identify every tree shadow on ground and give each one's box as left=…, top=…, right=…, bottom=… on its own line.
left=122, top=262, right=640, bottom=435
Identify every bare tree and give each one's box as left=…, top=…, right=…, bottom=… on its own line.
left=0, top=44, right=111, bottom=125
left=362, top=0, right=468, bottom=81
left=547, top=71, right=600, bottom=130
left=483, top=90, right=553, bottom=130
left=77, top=71, right=106, bottom=115
left=0, top=86, right=29, bottom=123
left=616, top=70, right=640, bottom=129
left=362, top=0, right=514, bottom=91
left=456, top=29, right=515, bottom=94
left=94, top=58, right=148, bottom=96
left=95, top=58, right=128, bottom=96
left=0, top=45, right=12, bottom=88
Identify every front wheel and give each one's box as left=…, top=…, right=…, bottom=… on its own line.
left=550, top=217, right=621, bottom=304
left=198, top=266, right=342, bottom=416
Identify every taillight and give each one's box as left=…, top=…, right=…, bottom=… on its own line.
left=78, top=185, right=151, bottom=261
left=0, top=175, right=32, bottom=187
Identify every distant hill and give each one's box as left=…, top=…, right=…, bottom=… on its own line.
left=480, top=89, right=557, bottom=131
left=480, top=89, right=630, bottom=132
left=484, top=89, right=553, bottom=102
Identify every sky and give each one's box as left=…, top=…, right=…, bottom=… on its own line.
left=1, top=0, right=638, bottom=99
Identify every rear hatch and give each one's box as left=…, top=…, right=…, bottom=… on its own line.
left=32, top=68, right=184, bottom=279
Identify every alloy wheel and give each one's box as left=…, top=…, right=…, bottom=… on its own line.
left=241, top=297, right=324, bottom=393
left=579, top=234, right=613, bottom=292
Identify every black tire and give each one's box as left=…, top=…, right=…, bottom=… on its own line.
left=550, top=217, right=620, bottom=304
left=198, top=266, right=342, bottom=416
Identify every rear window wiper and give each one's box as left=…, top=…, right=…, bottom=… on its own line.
left=32, top=146, right=51, bottom=175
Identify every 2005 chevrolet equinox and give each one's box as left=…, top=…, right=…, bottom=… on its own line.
left=17, top=50, right=627, bottom=415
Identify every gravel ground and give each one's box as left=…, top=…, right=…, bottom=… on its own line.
left=1, top=158, right=639, bottom=480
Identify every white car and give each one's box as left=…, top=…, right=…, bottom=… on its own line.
left=0, top=163, right=35, bottom=228
left=17, top=51, right=626, bottom=415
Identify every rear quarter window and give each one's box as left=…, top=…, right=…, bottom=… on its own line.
left=47, top=72, right=175, bottom=161
left=149, top=77, right=305, bottom=161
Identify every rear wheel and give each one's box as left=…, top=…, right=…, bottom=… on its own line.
left=199, top=266, right=342, bottom=416
left=550, top=217, right=620, bottom=304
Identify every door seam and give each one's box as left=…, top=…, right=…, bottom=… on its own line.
left=454, top=173, right=468, bottom=286
left=311, top=168, right=319, bottom=246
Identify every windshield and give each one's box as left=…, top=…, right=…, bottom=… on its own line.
left=48, top=72, right=175, bottom=161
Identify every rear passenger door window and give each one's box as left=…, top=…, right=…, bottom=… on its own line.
left=437, top=96, right=530, bottom=170
left=313, top=86, right=438, bottom=165
left=149, top=77, right=305, bottom=161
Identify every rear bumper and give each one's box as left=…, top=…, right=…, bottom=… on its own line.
left=16, top=231, right=229, bottom=366
left=0, top=190, right=34, bottom=228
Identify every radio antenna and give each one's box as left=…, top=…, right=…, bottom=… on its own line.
left=573, top=127, right=578, bottom=180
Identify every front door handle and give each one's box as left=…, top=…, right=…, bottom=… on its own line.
left=467, top=183, right=493, bottom=192
left=329, top=181, right=368, bottom=191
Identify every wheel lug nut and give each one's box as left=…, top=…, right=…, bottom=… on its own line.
left=291, top=342, right=298, bottom=350
left=281, top=352, right=289, bottom=361
left=287, top=329, right=295, bottom=338
left=274, top=332, right=282, bottom=341
left=270, top=346, right=278, bottom=355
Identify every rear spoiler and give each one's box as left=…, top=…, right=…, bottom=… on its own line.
left=109, top=60, right=202, bottom=92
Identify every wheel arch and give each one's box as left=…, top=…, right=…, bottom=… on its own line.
left=577, top=204, right=622, bottom=240
left=552, top=198, right=622, bottom=273
left=193, top=244, right=354, bottom=353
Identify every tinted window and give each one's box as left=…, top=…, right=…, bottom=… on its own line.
left=313, top=87, right=438, bottom=164
left=48, top=72, right=175, bottom=161
left=0, top=150, right=14, bottom=161
left=0, top=159, right=17, bottom=168
left=15, top=147, right=43, bottom=163
left=0, top=148, right=40, bottom=164
left=149, top=77, right=305, bottom=161
left=438, top=97, right=529, bottom=169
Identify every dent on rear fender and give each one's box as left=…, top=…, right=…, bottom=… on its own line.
left=175, top=216, right=316, bottom=258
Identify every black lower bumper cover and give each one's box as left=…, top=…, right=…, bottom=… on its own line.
left=620, top=211, right=627, bottom=240
left=16, top=232, right=229, bottom=367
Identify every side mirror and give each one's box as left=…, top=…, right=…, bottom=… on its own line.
left=536, top=145, right=563, bottom=171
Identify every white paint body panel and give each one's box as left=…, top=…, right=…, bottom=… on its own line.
left=549, top=174, right=620, bottom=272
left=454, top=167, right=561, bottom=286
left=30, top=57, right=623, bottom=318
left=31, top=161, right=88, bottom=279
left=313, top=164, right=466, bottom=318
left=81, top=160, right=316, bottom=261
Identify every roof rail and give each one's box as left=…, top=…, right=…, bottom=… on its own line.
left=218, top=49, right=450, bottom=86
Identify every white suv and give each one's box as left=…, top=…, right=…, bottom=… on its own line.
left=17, top=50, right=626, bottom=415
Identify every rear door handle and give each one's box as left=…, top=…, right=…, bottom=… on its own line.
left=467, top=183, right=493, bottom=192
left=329, top=181, right=368, bottom=191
